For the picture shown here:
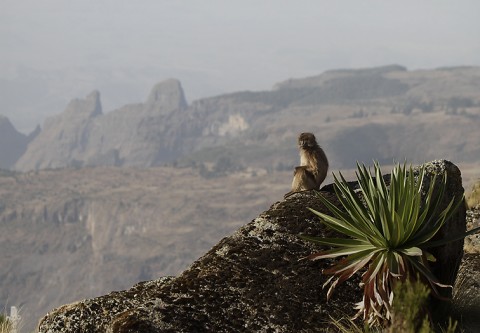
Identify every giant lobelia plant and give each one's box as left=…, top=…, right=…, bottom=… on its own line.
left=301, top=162, right=480, bottom=326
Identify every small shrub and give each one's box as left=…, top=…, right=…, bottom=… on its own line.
left=390, top=278, right=432, bottom=333
left=331, top=279, right=457, bottom=332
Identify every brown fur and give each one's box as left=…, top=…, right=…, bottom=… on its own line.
left=284, top=132, right=329, bottom=198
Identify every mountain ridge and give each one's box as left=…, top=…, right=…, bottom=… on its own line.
left=2, top=65, right=480, bottom=172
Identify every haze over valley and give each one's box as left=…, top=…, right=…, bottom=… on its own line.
left=2, top=1, right=480, bottom=331
left=1, top=65, right=480, bottom=331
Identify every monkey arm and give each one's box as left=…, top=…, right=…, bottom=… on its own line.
left=284, top=166, right=317, bottom=198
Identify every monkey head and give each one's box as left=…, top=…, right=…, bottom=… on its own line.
left=298, top=132, right=318, bottom=149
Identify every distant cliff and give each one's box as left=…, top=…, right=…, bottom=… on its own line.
left=14, top=79, right=188, bottom=170
left=0, top=115, right=36, bottom=169
left=12, top=65, right=480, bottom=172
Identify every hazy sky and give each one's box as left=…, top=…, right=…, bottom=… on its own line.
left=1, top=0, right=480, bottom=132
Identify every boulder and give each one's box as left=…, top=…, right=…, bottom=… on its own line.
left=37, top=160, right=468, bottom=332
left=452, top=207, right=480, bottom=331
left=453, top=253, right=480, bottom=331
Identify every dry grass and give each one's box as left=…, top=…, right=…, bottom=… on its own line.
left=466, top=179, right=480, bottom=209
left=0, top=324, right=12, bottom=333
left=0, top=314, right=13, bottom=333
left=0, top=306, right=23, bottom=333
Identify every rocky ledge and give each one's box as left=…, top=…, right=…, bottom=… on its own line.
left=38, top=160, right=477, bottom=332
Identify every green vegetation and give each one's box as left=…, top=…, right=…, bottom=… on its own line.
left=389, top=278, right=433, bottom=333
left=302, top=162, right=479, bottom=328
left=330, top=279, right=458, bottom=333
left=466, top=179, right=480, bottom=209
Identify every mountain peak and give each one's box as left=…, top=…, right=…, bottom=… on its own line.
left=61, top=90, right=103, bottom=119
left=85, top=90, right=102, bottom=117
left=146, top=78, right=188, bottom=111
left=0, top=115, right=16, bottom=134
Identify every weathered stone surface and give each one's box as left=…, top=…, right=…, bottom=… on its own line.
left=453, top=207, right=480, bottom=332
left=420, top=160, right=466, bottom=295
left=38, top=190, right=361, bottom=332
left=464, top=208, right=480, bottom=253
left=453, top=253, right=480, bottom=332
left=37, top=160, right=468, bottom=332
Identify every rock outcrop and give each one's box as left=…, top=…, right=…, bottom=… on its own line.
left=14, top=79, right=188, bottom=171
left=453, top=254, right=480, bottom=331
left=14, top=91, right=103, bottom=170
left=37, top=160, right=471, bottom=332
left=146, top=79, right=188, bottom=112
left=0, top=115, right=31, bottom=169
left=454, top=207, right=480, bottom=331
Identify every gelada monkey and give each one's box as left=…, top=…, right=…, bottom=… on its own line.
left=284, top=132, right=328, bottom=198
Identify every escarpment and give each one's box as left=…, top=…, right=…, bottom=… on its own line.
left=37, top=160, right=476, bottom=333
left=12, top=66, right=480, bottom=173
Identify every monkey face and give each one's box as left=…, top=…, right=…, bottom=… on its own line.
left=298, top=132, right=317, bottom=148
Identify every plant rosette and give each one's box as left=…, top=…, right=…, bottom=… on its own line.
left=301, top=162, right=480, bottom=325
